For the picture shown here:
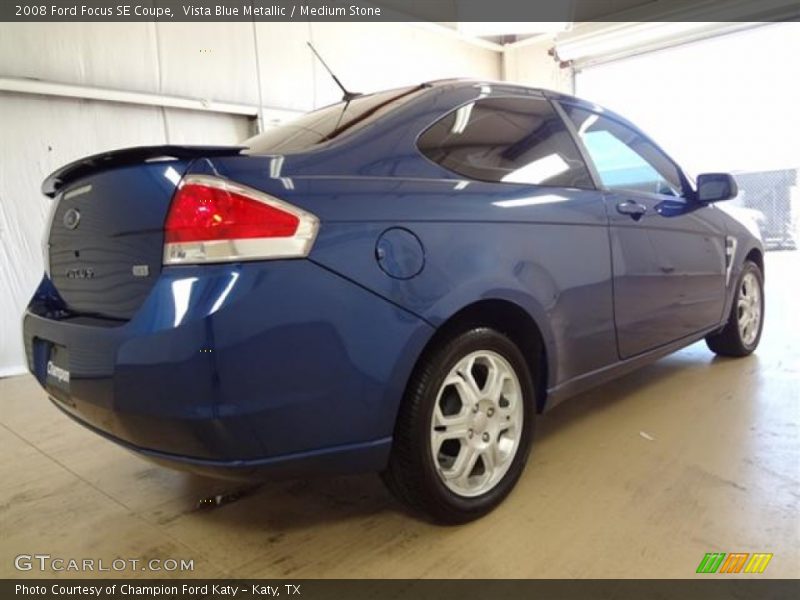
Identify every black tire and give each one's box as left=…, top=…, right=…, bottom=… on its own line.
left=382, top=327, right=536, bottom=524
left=706, top=260, right=764, bottom=357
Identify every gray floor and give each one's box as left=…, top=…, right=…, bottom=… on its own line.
left=1, top=251, right=798, bottom=579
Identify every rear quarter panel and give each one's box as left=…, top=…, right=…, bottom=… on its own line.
left=198, top=156, right=617, bottom=393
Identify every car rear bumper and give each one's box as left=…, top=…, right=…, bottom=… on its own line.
left=51, top=398, right=392, bottom=481
left=23, top=259, right=432, bottom=476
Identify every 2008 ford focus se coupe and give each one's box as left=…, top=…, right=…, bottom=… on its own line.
left=23, top=80, right=764, bottom=523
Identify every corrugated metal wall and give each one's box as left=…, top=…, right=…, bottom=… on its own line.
left=0, top=22, right=501, bottom=375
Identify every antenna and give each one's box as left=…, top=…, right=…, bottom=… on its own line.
left=307, top=42, right=362, bottom=102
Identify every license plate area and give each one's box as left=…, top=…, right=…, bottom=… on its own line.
left=44, top=342, right=70, bottom=394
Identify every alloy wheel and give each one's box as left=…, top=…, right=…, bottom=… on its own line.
left=430, top=350, right=524, bottom=498
left=737, top=271, right=762, bottom=347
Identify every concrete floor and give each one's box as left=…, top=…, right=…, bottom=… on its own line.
left=1, top=251, right=798, bottom=579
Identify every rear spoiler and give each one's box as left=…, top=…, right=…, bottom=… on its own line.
left=42, top=145, right=245, bottom=197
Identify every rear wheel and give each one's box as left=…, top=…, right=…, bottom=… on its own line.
left=382, top=328, right=535, bottom=524
left=706, top=260, right=764, bottom=357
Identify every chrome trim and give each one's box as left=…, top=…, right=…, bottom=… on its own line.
left=165, top=238, right=316, bottom=264
left=725, top=235, right=738, bottom=287
left=163, top=175, right=319, bottom=266
left=62, top=207, right=81, bottom=230
left=132, top=265, right=150, bottom=277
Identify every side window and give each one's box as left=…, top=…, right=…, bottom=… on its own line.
left=417, top=96, right=594, bottom=189
left=565, top=106, right=683, bottom=196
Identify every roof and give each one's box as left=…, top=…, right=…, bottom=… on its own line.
left=422, top=77, right=593, bottom=107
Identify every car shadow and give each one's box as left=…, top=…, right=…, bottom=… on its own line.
left=175, top=346, right=728, bottom=533
left=175, top=471, right=396, bottom=531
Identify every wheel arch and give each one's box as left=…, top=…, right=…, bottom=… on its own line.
left=714, top=242, right=765, bottom=335
left=404, top=298, right=551, bottom=414
left=745, top=246, right=764, bottom=280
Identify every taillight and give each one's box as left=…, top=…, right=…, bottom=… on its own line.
left=163, top=175, right=318, bottom=265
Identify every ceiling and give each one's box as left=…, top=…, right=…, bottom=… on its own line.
left=445, top=0, right=663, bottom=43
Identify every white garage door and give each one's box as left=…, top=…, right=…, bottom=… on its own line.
left=0, top=94, right=251, bottom=377
left=575, top=22, right=800, bottom=251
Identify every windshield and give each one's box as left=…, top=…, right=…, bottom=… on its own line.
left=243, top=85, right=425, bottom=154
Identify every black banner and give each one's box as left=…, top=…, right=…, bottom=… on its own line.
left=4, top=579, right=800, bottom=600
left=3, top=0, right=800, bottom=22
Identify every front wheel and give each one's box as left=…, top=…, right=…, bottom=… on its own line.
left=706, top=260, right=764, bottom=357
left=382, top=328, right=536, bottom=524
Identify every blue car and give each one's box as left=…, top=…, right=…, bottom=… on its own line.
left=23, top=80, right=764, bottom=523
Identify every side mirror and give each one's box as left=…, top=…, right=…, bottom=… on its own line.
left=696, top=173, right=738, bottom=203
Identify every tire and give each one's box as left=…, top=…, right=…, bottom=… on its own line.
left=382, top=327, right=536, bottom=524
left=706, top=260, right=764, bottom=357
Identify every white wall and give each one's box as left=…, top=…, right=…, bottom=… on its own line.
left=0, top=21, right=501, bottom=113
left=503, top=36, right=573, bottom=94
left=0, top=22, right=501, bottom=375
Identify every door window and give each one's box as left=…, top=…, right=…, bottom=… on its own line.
left=417, top=96, right=594, bottom=189
left=565, top=106, right=683, bottom=196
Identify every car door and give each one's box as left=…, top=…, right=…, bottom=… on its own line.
left=561, top=104, right=727, bottom=359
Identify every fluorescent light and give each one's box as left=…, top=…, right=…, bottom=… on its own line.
left=555, top=22, right=730, bottom=63
left=578, top=114, right=598, bottom=135
left=269, top=155, right=285, bottom=178
left=451, top=103, right=474, bottom=135
left=210, top=272, right=239, bottom=315
left=171, top=277, right=198, bottom=327
left=494, top=196, right=568, bottom=208
left=163, top=166, right=182, bottom=186
left=501, top=153, right=570, bottom=185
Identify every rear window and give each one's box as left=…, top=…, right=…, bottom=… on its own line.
left=243, top=86, right=423, bottom=154
left=417, top=96, right=594, bottom=189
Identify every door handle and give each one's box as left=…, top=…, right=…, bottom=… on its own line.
left=616, top=200, right=647, bottom=221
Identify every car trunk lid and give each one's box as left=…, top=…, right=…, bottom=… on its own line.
left=43, top=145, right=243, bottom=320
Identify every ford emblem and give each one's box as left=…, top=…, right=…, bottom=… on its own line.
left=63, top=208, right=81, bottom=230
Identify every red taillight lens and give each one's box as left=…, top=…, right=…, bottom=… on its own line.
left=164, top=182, right=299, bottom=243
left=163, top=176, right=318, bottom=265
